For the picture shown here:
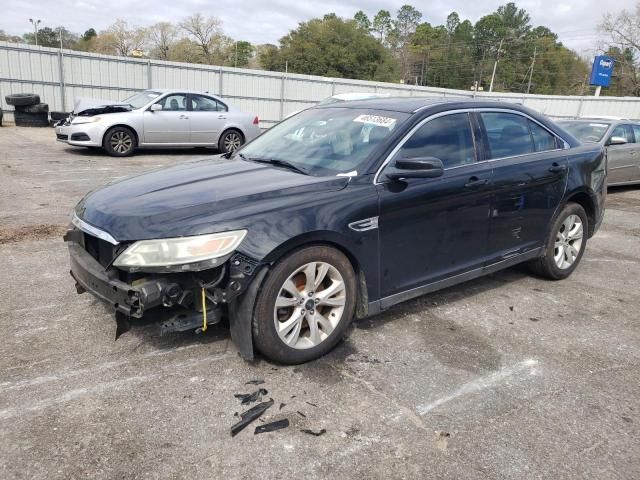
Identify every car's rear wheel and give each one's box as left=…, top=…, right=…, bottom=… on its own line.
left=253, top=246, right=357, bottom=364
left=529, top=202, right=588, bottom=280
left=103, top=126, right=136, bottom=157
left=218, top=129, right=243, bottom=154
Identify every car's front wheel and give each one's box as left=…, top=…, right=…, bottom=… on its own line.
left=103, top=126, right=136, bottom=157
left=529, top=202, right=588, bottom=280
left=253, top=246, right=357, bottom=364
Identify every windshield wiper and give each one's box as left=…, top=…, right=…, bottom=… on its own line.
left=240, top=155, right=309, bottom=175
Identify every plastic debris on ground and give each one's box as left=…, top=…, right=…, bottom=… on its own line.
left=234, top=388, right=268, bottom=405
left=301, top=428, right=326, bottom=436
left=231, top=399, right=274, bottom=437
left=254, top=418, right=290, bottom=434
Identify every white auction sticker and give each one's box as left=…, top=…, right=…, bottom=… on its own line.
left=353, top=114, right=396, bottom=128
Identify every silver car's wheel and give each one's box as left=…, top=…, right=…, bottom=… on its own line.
left=273, top=261, right=346, bottom=350
left=221, top=131, right=242, bottom=153
left=110, top=131, right=133, bottom=154
left=553, top=214, right=584, bottom=269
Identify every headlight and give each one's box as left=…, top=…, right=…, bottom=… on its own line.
left=113, top=230, right=247, bottom=269
left=71, top=116, right=102, bottom=125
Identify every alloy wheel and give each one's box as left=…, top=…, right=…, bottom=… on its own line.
left=110, top=131, right=133, bottom=154
left=554, top=214, right=583, bottom=269
left=273, top=261, right=346, bottom=349
left=223, top=132, right=242, bottom=152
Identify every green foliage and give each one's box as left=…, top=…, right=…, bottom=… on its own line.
left=260, top=14, right=397, bottom=81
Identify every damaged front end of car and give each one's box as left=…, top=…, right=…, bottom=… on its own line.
left=63, top=214, right=266, bottom=360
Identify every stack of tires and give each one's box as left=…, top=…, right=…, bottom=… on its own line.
left=5, top=93, right=49, bottom=127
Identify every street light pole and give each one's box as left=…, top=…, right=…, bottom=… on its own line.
left=29, top=18, right=41, bottom=46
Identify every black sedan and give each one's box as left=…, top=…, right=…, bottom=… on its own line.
left=64, top=98, right=606, bottom=364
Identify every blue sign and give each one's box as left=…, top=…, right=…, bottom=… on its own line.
left=589, top=56, right=615, bottom=87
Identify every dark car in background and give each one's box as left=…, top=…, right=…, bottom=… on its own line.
left=64, top=98, right=606, bottom=364
left=559, top=118, right=640, bottom=186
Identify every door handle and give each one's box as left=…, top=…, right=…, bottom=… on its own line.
left=548, top=163, right=567, bottom=174
left=179, top=114, right=189, bottom=119
left=464, top=177, right=489, bottom=188
left=217, top=115, right=227, bottom=119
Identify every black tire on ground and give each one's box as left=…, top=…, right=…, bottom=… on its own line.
left=0, top=110, right=3, bottom=127
left=5, top=93, right=40, bottom=107
left=103, top=126, right=136, bottom=157
left=252, top=245, right=357, bottom=364
left=218, top=129, right=244, bottom=154
left=50, top=111, right=70, bottom=121
left=21, top=103, right=49, bottom=114
left=528, top=202, right=589, bottom=280
left=14, top=111, right=49, bottom=127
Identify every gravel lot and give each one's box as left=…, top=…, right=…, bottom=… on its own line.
left=1, top=126, right=639, bottom=479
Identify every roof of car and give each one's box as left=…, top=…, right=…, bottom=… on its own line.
left=148, top=88, right=221, bottom=96
left=313, top=96, right=530, bottom=114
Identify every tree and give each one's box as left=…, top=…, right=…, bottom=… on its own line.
left=393, top=5, right=422, bottom=82
left=179, top=14, right=223, bottom=63
left=372, top=10, right=392, bottom=42
left=600, top=3, right=640, bottom=96
left=260, top=14, right=398, bottom=81
left=148, top=22, right=177, bottom=59
left=96, top=19, right=147, bottom=56
left=23, top=26, right=77, bottom=48
left=446, top=12, right=460, bottom=35
left=354, top=11, right=371, bottom=31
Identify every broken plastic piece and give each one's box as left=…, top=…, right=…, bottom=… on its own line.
left=246, top=379, right=265, bottom=385
left=279, top=403, right=286, bottom=410
left=234, top=388, right=268, bottom=405
left=254, top=418, right=290, bottom=434
left=297, top=411, right=306, bottom=418
left=301, top=428, right=326, bottom=436
left=231, top=399, right=274, bottom=437
left=305, top=401, right=318, bottom=407
left=115, top=311, right=131, bottom=340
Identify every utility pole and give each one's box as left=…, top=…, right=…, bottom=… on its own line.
left=489, top=38, right=504, bottom=93
left=29, top=18, right=41, bottom=46
left=526, top=46, right=537, bottom=94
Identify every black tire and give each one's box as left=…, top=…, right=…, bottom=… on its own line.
left=103, top=126, right=136, bottom=157
left=253, top=245, right=357, bottom=364
left=218, top=129, right=244, bottom=154
left=5, top=93, right=40, bottom=107
left=21, top=103, right=49, bottom=114
left=0, top=110, right=3, bottom=127
left=14, top=111, right=49, bottom=127
left=529, top=203, right=588, bottom=280
left=50, top=111, right=70, bottom=121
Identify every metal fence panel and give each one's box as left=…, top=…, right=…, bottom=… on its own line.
left=2, top=41, right=640, bottom=125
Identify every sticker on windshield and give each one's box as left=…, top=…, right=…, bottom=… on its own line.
left=353, top=114, right=396, bottom=128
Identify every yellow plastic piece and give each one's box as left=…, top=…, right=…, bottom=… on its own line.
left=201, top=287, right=208, bottom=333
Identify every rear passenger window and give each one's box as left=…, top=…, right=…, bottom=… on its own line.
left=529, top=121, right=558, bottom=152
left=480, top=112, right=534, bottom=159
left=396, top=113, right=475, bottom=169
left=632, top=125, right=640, bottom=143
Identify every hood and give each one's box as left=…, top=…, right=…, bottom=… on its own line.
left=73, top=97, right=132, bottom=116
left=76, top=157, right=350, bottom=241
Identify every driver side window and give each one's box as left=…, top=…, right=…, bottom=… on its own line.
left=395, top=113, right=476, bottom=169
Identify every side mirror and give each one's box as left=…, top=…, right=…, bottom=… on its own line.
left=149, top=103, right=163, bottom=112
left=385, top=157, right=445, bottom=180
left=607, top=136, right=627, bottom=146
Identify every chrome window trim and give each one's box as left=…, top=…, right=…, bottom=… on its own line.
left=374, top=107, right=570, bottom=185
left=71, top=213, right=119, bottom=245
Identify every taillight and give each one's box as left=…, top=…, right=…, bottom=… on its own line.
left=253, top=116, right=259, bottom=125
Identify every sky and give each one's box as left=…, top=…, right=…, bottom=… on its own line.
left=0, top=0, right=636, bottom=57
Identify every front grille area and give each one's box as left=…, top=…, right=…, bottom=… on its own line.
left=83, top=232, right=119, bottom=268
left=56, top=133, right=68, bottom=140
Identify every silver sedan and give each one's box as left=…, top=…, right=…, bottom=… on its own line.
left=55, top=89, right=261, bottom=157
left=559, top=118, right=640, bottom=186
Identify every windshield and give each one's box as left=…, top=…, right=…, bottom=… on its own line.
left=559, top=121, right=610, bottom=143
left=122, top=91, right=161, bottom=109
left=316, top=97, right=345, bottom=106
left=239, top=107, right=409, bottom=176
